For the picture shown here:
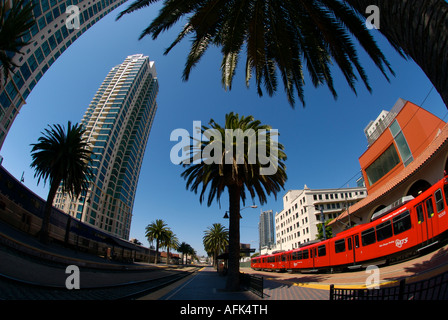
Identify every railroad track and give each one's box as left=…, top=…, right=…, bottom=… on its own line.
left=0, top=267, right=200, bottom=300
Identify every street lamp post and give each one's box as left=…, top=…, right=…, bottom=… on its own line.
left=223, top=205, right=257, bottom=219
left=319, top=205, right=326, bottom=240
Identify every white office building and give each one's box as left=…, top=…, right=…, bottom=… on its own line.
left=274, top=185, right=367, bottom=252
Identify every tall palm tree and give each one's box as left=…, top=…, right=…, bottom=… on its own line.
left=345, top=0, right=448, bottom=107
left=203, top=223, right=229, bottom=267
left=117, top=0, right=393, bottom=107
left=187, top=245, right=197, bottom=264
left=181, top=112, right=287, bottom=291
left=163, top=229, right=179, bottom=265
left=30, top=121, right=92, bottom=244
left=0, top=0, right=35, bottom=84
left=177, top=242, right=191, bottom=265
left=145, top=219, right=170, bottom=264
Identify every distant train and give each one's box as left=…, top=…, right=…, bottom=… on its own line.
left=0, top=165, right=151, bottom=263
left=252, top=175, right=448, bottom=273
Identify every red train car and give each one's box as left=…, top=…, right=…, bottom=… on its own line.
left=251, top=176, right=448, bottom=273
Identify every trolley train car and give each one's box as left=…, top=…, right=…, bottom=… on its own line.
left=0, top=165, right=151, bottom=263
left=252, top=175, right=448, bottom=273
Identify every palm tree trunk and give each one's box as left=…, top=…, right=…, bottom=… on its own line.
left=39, top=179, right=60, bottom=244
left=155, top=240, right=159, bottom=264
left=226, top=184, right=241, bottom=291
left=346, top=0, right=448, bottom=107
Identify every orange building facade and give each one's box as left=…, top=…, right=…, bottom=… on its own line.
left=331, top=98, right=448, bottom=234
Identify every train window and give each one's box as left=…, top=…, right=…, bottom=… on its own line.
left=282, top=255, right=287, bottom=262
left=416, top=204, right=424, bottom=223
left=318, top=245, right=326, bottom=257
left=376, top=220, right=393, bottom=241
left=347, top=237, right=352, bottom=250
left=426, top=198, right=435, bottom=218
left=335, top=239, right=346, bottom=253
left=444, top=184, right=448, bottom=207
left=303, top=249, right=309, bottom=259
left=361, top=228, right=376, bottom=246
left=435, top=189, right=444, bottom=212
left=393, top=210, right=412, bottom=235
left=354, top=235, right=360, bottom=248
left=292, top=251, right=302, bottom=260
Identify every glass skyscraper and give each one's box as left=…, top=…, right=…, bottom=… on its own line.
left=54, top=54, right=158, bottom=239
left=259, top=210, right=275, bottom=250
left=0, top=0, right=128, bottom=148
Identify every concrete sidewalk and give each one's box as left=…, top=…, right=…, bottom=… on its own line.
left=144, top=266, right=262, bottom=300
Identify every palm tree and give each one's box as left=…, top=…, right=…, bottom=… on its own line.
left=203, top=223, right=229, bottom=267
left=145, top=219, right=170, bottom=264
left=187, top=245, right=197, bottom=264
left=0, top=0, right=35, bottom=84
left=316, top=219, right=333, bottom=240
left=30, top=121, right=92, bottom=244
left=181, top=112, right=287, bottom=291
left=117, top=0, right=393, bottom=107
left=177, top=242, right=191, bottom=265
left=345, top=0, right=448, bottom=107
left=163, top=229, right=179, bottom=265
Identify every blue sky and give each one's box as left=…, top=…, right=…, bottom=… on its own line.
left=1, top=3, right=447, bottom=257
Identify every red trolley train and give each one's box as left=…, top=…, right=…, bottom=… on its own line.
left=251, top=175, right=448, bottom=273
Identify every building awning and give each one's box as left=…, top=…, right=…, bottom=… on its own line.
left=330, top=123, right=448, bottom=226
left=105, top=236, right=145, bottom=251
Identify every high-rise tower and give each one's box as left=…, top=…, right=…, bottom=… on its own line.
left=54, top=54, right=158, bottom=239
left=259, top=210, right=275, bottom=251
left=0, top=0, right=128, bottom=148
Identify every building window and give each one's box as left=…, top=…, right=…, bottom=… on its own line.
left=390, top=120, right=413, bottom=166
left=365, top=144, right=400, bottom=186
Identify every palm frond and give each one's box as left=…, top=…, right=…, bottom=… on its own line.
left=124, top=0, right=394, bottom=107
left=0, top=0, right=35, bottom=82
left=116, top=0, right=161, bottom=21
left=181, top=112, right=287, bottom=208
left=30, top=121, right=92, bottom=199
